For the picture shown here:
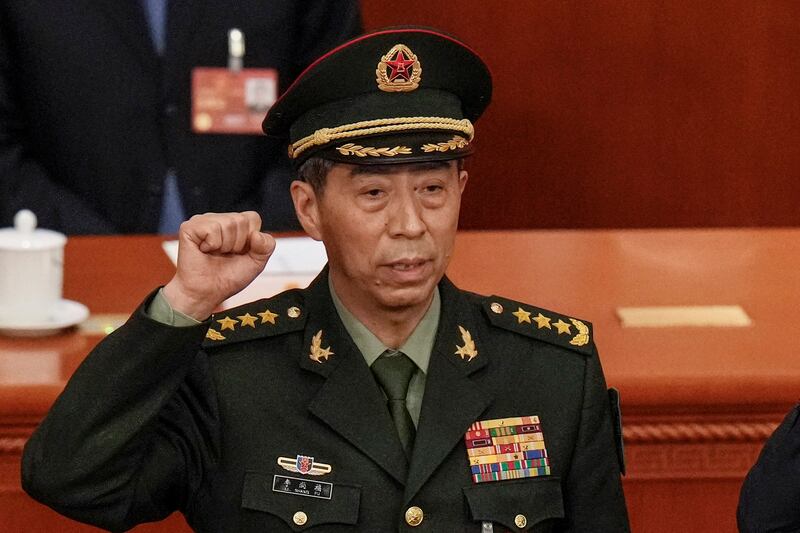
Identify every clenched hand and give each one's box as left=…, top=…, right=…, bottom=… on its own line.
left=163, top=212, right=276, bottom=320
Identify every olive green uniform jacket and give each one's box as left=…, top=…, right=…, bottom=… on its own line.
left=22, top=271, right=629, bottom=532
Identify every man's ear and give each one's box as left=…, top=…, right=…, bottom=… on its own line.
left=458, top=169, right=468, bottom=194
left=290, top=180, right=323, bottom=241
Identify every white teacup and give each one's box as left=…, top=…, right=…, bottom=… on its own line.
left=0, top=210, right=66, bottom=325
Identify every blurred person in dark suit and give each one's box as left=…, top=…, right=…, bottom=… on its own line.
left=0, top=1, right=360, bottom=234
left=738, top=403, right=800, bottom=532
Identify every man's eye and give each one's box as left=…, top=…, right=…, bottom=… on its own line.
left=424, top=185, right=444, bottom=193
left=365, top=189, right=384, bottom=197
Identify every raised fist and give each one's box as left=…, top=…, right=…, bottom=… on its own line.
left=163, top=212, right=276, bottom=319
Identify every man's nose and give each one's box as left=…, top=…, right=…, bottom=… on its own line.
left=387, top=190, right=426, bottom=238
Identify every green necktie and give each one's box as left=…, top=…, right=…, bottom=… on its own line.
left=371, top=349, right=417, bottom=458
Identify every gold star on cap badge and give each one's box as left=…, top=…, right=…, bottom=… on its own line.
left=258, top=309, right=278, bottom=324
left=454, top=326, right=478, bottom=361
left=217, top=316, right=238, bottom=331
left=309, top=330, right=334, bottom=363
left=553, top=319, right=572, bottom=335
left=533, top=313, right=552, bottom=329
left=237, top=313, right=257, bottom=328
left=511, top=307, right=532, bottom=324
left=376, top=43, right=422, bottom=92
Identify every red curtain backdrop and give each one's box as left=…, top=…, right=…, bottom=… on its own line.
left=361, top=1, right=800, bottom=229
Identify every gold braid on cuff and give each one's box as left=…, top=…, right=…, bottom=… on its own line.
left=289, top=117, right=474, bottom=159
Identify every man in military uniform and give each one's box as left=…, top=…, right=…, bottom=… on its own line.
left=22, top=28, right=629, bottom=531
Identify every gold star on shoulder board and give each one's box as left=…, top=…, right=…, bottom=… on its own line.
left=258, top=309, right=278, bottom=324
left=309, top=330, right=334, bottom=363
left=217, top=316, right=238, bottom=331
left=553, top=319, right=572, bottom=335
left=454, top=325, right=478, bottom=361
left=533, top=313, right=552, bottom=329
left=511, top=307, right=531, bottom=324
left=237, top=313, right=257, bottom=328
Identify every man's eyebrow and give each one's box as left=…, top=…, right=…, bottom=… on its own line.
left=348, top=161, right=452, bottom=177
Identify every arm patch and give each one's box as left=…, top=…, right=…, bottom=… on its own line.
left=481, top=295, right=594, bottom=356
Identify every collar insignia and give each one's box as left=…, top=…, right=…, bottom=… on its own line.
left=309, top=330, right=334, bottom=363
left=454, top=325, right=478, bottom=361
left=376, top=43, right=422, bottom=92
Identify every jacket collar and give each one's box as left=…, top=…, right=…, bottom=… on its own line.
left=300, top=269, right=409, bottom=485
left=299, top=270, right=493, bottom=492
left=404, top=276, right=492, bottom=502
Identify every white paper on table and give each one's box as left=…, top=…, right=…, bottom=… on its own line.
left=616, top=305, right=752, bottom=327
left=161, top=237, right=327, bottom=308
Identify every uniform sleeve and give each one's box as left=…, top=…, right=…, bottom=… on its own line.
left=21, top=294, right=220, bottom=531
left=737, top=404, right=800, bottom=532
left=561, top=344, right=630, bottom=532
left=0, top=10, right=114, bottom=234
left=148, top=288, right=204, bottom=327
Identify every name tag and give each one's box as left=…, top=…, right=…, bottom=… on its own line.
left=272, top=475, right=333, bottom=500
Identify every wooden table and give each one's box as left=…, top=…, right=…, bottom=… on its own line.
left=2, top=229, right=798, bottom=532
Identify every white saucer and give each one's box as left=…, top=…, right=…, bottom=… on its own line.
left=0, top=299, right=90, bottom=337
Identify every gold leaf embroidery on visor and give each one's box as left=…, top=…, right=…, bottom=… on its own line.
left=421, top=135, right=470, bottom=153
left=336, top=144, right=412, bottom=157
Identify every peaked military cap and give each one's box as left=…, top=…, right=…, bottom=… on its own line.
left=262, top=26, right=492, bottom=167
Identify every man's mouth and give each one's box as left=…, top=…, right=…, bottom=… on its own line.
left=390, top=259, right=426, bottom=270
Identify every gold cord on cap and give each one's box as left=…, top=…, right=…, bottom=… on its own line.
left=289, top=116, right=474, bottom=159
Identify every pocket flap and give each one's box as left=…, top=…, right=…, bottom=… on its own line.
left=463, top=477, right=564, bottom=531
left=242, top=471, right=361, bottom=531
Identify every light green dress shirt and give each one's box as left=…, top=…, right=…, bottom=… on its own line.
left=328, top=278, right=440, bottom=427
left=148, top=288, right=204, bottom=327
left=147, top=282, right=441, bottom=427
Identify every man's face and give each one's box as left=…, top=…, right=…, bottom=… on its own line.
left=294, top=160, right=467, bottom=314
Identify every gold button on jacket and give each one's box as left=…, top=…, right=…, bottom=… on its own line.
left=405, top=506, right=424, bottom=526
left=292, top=511, right=308, bottom=526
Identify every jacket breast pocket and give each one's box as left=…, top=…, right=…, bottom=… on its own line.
left=463, top=477, right=564, bottom=531
left=241, top=471, right=361, bottom=531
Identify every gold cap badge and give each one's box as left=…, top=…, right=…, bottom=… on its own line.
left=376, top=44, right=422, bottom=92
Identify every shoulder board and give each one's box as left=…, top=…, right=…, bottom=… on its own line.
left=202, top=289, right=307, bottom=349
left=481, top=295, right=594, bottom=356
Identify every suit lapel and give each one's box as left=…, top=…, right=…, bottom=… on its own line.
left=165, top=0, right=208, bottom=66
left=404, top=279, right=493, bottom=502
left=90, top=1, right=160, bottom=73
left=300, top=271, right=409, bottom=486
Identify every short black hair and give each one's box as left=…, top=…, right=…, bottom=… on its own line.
left=296, top=157, right=335, bottom=195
